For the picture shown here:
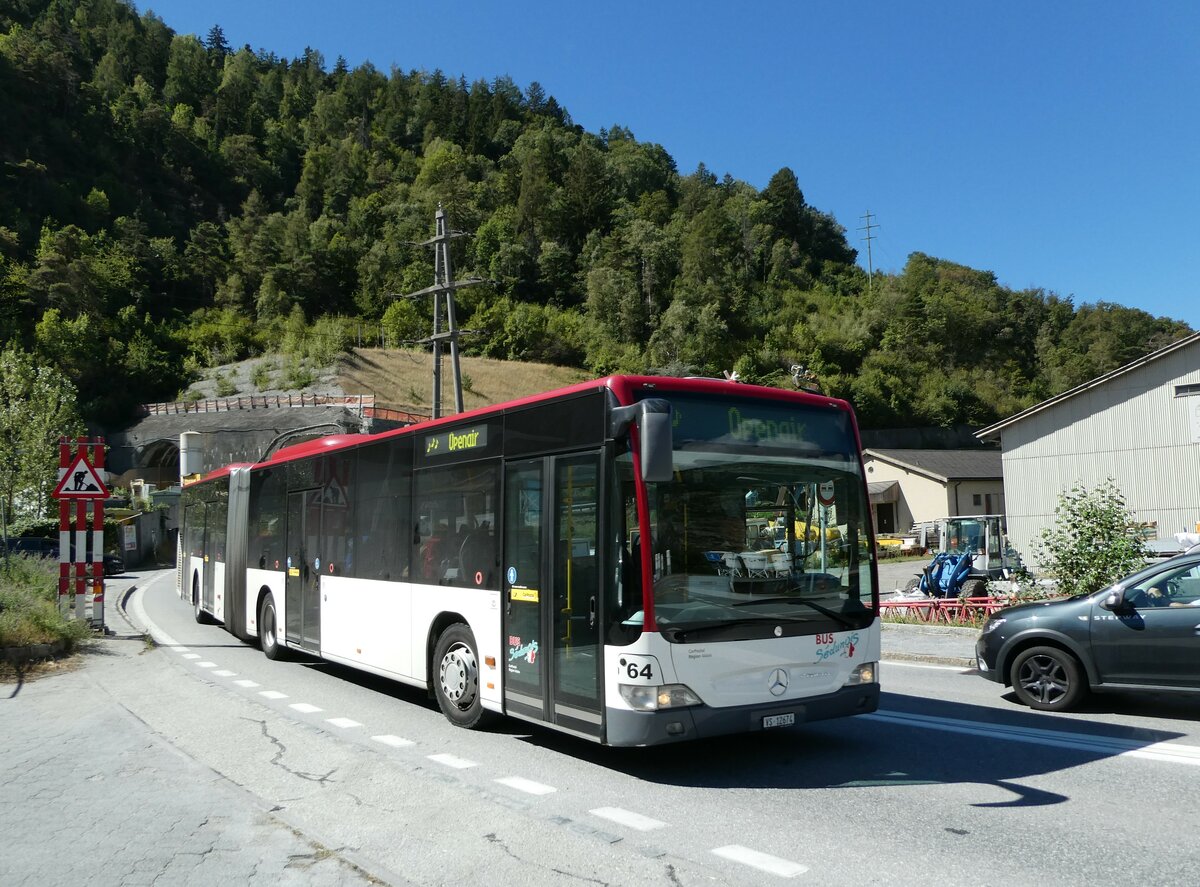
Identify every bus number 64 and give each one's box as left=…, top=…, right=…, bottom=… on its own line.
left=619, top=656, right=658, bottom=682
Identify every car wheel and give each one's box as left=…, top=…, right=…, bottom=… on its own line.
left=1010, top=645, right=1085, bottom=711
left=259, top=593, right=284, bottom=660
left=432, top=624, right=490, bottom=729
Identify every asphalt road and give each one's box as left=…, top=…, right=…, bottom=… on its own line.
left=46, top=569, right=1200, bottom=884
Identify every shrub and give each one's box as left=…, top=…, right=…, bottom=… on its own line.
left=0, top=557, right=92, bottom=648
left=250, top=360, right=275, bottom=391
left=280, top=359, right=316, bottom=390
left=1035, top=478, right=1148, bottom=597
left=213, top=371, right=237, bottom=397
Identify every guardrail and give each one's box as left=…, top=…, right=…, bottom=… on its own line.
left=140, top=394, right=380, bottom=415
left=139, top=395, right=431, bottom=426
left=878, top=596, right=1013, bottom=625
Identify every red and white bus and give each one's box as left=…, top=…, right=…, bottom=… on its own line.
left=178, top=375, right=880, bottom=746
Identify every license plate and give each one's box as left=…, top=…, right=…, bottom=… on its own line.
left=763, top=712, right=795, bottom=729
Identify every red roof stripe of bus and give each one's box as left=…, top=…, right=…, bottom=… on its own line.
left=194, top=375, right=853, bottom=481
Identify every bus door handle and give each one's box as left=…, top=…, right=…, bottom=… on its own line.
left=589, top=596, right=596, bottom=628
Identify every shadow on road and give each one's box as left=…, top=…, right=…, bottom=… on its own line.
left=502, top=690, right=1192, bottom=806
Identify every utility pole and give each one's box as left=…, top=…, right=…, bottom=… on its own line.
left=399, top=205, right=485, bottom=419
left=859, top=211, right=878, bottom=295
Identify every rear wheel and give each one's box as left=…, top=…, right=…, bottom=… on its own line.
left=432, top=624, right=489, bottom=729
left=1010, top=645, right=1085, bottom=711
left=259, top=593, right=284, bottom=660
left=192, top=575, right=213, bottom=624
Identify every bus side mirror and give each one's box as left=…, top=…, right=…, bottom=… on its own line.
left=610, top=399, right=673, bottom=483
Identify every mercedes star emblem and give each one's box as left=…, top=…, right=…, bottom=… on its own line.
left=768, top=668, right=789, bottom=696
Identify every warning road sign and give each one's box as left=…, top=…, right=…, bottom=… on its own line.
left=53, top=453, right=109, bottom=499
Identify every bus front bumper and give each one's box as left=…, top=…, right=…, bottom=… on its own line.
left=604, top=682, right=880, bottom=747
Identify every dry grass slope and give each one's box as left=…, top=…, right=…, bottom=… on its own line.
left=336, top=348, right=593, bottom=415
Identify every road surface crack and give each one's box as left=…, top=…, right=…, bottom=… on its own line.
left=245, top=717, right=337, bottom=784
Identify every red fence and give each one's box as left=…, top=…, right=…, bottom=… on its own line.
left=877, top=596, right=1013, bottom=625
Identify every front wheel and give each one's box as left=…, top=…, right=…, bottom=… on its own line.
left=259, top=593, right=285, bottom=660
left=1010, top=645, right=1085, bottom=711
left=432, top=624, right=490, bottom=729
left=960, top=578, right=988, bottom=598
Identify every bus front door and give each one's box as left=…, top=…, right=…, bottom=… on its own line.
left=503, top=456, right=603, bottom=739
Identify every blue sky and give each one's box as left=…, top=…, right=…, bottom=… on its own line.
left=138, top=1, right=1200, bottom=330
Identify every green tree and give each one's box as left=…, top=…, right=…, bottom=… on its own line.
left=1035, top=479, right=1149, bottom=597
left=0, top=347, right=84, bottom=531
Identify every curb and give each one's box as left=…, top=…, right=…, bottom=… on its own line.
left=882, top=651, right=977, bottom=669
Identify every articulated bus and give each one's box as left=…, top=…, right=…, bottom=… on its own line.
left=178, top=375, right=880, bottom=746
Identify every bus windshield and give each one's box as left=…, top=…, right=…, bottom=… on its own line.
left=627, top=392, right=876, bottom=641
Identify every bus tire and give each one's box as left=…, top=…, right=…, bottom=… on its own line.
left=192, top=575, right=213, bottom=624
left=259, top=593, right=285, bottom=661
left=432, top=624, right=489, bottom=729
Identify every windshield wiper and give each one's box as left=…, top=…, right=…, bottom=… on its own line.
left=660, top=617, right=802, bottom=643
left=732, top=596, right=857, bottom=629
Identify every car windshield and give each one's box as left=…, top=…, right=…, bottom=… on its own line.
left=621, top=392, right=876, bottom=641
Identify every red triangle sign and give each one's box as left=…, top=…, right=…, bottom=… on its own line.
left=53, top=453, right=110, bottom=499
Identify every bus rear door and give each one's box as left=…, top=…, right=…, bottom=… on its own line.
left=284, top=489, right=321, bottom=652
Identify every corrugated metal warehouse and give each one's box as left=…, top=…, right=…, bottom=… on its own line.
left=977, top=332, right=1200, bottom=567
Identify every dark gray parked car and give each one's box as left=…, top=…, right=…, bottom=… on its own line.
left=3, top=536, right=59, bottom=559
left=976, top=549, right=1200, bottom=710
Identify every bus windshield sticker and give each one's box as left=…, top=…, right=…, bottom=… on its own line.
left=423, top=425, right=489, bottom=457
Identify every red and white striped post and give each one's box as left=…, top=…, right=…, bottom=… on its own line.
left=91, top=439, right=105, bottom=626
left=53, top=437, right=107, bottom=626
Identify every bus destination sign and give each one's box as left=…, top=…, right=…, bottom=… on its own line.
left=423, top=425, right=489, bottom=457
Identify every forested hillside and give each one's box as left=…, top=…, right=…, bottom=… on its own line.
left=1, top=0, right=1192, bottom=427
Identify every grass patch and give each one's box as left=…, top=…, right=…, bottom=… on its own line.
left=337, top=347, right=591, bottom=415
left=0, top=556, right=93, bottom=649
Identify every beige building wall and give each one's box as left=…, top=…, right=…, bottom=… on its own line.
left=865, top=456, right=1005, bottom=533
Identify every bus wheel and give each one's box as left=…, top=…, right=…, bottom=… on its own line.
left=259, top=593, right=284, bottom=661
left=192, top=575, right=212, bottom=624
left=433, top=624, right=489, bottom=728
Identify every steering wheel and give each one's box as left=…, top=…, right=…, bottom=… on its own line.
left=1145, top=584, right=1173, bottom=607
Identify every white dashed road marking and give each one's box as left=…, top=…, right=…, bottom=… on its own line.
left=589, top=807, right=667, bottom=831
left=712, top=845, right=808, bottom=877
left=495, top=776, right=556, bottom=795
left=372, top=735, right=414, bottom=748
left=326, top=717, right=363, bottom=729
left=196, top=661, right=217, bottom=668
left=181, top=653, right=200, bottom=660
left=213, top=670, right=236, bottom=677
left=233, top=679, right=260, bottom=688
left=428, top=753, right=478, bottom=769
left=289, top=703, right=323, bottom=714
left=259, top=690, right=288, bottom=700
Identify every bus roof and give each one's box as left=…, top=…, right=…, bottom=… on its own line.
left=189, top=374, right=854, bottom=484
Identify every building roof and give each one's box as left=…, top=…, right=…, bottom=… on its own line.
left=864, top=448, right=1002, bottom=482
left=975, top=331, right=1200, bottom=440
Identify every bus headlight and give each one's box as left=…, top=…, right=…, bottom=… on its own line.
left=618, top=683, right=702, bottom=711
left=843, top=662, right=877, bottom=686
